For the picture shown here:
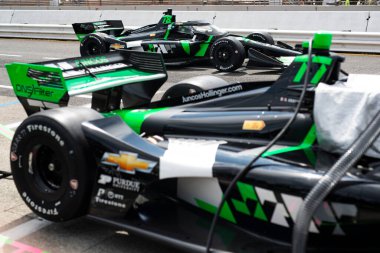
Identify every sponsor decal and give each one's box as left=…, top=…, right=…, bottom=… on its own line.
left=242, top=120, right=266, bottom=131
left=15, top=84, right=54, bottom=98
left=74, top=56, right=108, bottom=68
left=280, top=96, right=298, bottom=104
left=95, top=188, right=126, bottom=209
left=22, top=192, right=58, bottom=216
left=25, top=124, right=65, bottom=147
left=98, top=174, right=141, bottom=192
left=181, top=84, right=243, bottom=103
left=101, top=151, right=156, bottom=175
left=26, top=68, right=62, bottom=87
left=110, top=43, right=125, bottom=49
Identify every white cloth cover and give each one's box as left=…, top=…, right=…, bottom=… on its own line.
left=314, top=74, right=380, bottom=158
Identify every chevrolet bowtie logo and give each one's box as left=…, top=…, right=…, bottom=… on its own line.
left=110, top=43, right=125, bottom=49
left=101, top=152, right=156, bottom=174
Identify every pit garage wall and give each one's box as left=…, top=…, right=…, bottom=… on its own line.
left=0, top=7, right=379, bottom=32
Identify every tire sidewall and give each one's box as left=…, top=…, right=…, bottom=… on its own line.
left=247, top=32, right=274, bottom=45
left=80, top=34, right=109, bottom=56
left=10, top=116, right=92, bottom=221
left=210, top=37, right=245, bottom=72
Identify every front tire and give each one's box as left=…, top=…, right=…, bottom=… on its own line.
left=210, top=37, right=246, bottom=72
left=80, top=34, right=109, bottom=56
left=10, top=108, right=102, bottom=222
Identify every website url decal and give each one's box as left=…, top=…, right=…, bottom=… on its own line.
left=182, top=84, right=243, bottom=103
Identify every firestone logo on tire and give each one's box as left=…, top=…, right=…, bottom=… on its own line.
left=26, top=124, right=65, bottom=147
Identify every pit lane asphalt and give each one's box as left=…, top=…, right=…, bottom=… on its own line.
left=0, top=38, right=379, bottom=253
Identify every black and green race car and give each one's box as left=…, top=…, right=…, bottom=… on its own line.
left=6, top=33, right=380, bottom=252
left=73, top=9, right=301, bottom=72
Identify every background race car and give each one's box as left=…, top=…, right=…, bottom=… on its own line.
left=73, top=9, right=301, bottom=72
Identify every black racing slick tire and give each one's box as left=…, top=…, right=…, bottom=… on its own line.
left=161, top=75, right=228, bottom=100
left=80, top=33, right=110, bottom=56
left=246, top=32, right=275, bottom=45
left=210, top=37, right=246, bottom=72
left=10, top=107, right=103, bottom=222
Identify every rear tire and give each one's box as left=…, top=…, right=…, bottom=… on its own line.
left=10, top=108, right=102, bottom=222
left=246, top=32, right=274, bottom=45
left=210, top=37, right=246, bottom=72
left=80, top=34, right=109, bottom=56
left=161, top=75, right=228, bottom=100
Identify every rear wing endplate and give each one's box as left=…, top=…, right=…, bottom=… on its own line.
left=6, top=51, right=167, bottom=115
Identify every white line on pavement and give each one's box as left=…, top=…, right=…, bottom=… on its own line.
left=1, top=218, right=51, bottom=241
left=42, top=57, right=61, bottom=60
left=5, top=122, right=21, bottom=130
left=0, top=54, right=22, bottom=58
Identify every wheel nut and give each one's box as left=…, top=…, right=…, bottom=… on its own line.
left=48, top=163, right=55, bottom=171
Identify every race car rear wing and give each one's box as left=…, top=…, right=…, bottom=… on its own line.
left=6, top=50, right=167, bottom=115
left=72, top=20, right=125, bottom=41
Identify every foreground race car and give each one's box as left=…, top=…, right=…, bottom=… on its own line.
left=6, top=33, right=380, bottom=252
left=72, top=9, right=301, bottom=72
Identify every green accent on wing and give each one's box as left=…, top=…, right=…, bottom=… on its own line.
left=195, top=35, right=214, bottom=57
left=310, top=64, right=327, bottom=84
left=262, top=124, right=316, bottom=157
left=65, top=68, right=153, bottom=92
left=195, top=198, right=237, bottom=224
left=74, top=56, right=109, bottom=68
left=5, top=63, right=66, bottom=103
left=103, top=107, right=168, bottom=134
left=181, top=40, right=191, bottom=55
left=293, top=63, right=307, bottom=83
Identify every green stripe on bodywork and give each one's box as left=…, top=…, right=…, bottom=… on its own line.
left=164, top=29, right=170, bottom=40
left=232, top=182, right=268, bottom=221
left=293, top=56, right=333, bottom=85
left=293, top=63, right=308, bottom=83
left=181, top=40, right=191, bottom=55
left=196, top=198, right=237, bottom=223
left=103, top=107, right=168, bottom=134
left=294, top=55, right=332, bottom=65
left=310, top=64, right=327, bottom=84
left=76, top=33, right=88, bottom=42
left=195, top=35, right=214, bottom=57
left=262, top=124, right=316, bottom=157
